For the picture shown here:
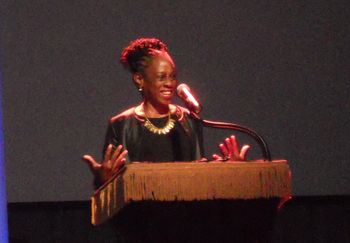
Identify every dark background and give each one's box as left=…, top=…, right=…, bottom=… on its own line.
left=3, top=0, right=349, bottom=202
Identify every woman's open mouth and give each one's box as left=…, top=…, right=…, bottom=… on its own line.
left=160, top=90, right=173, bottom=98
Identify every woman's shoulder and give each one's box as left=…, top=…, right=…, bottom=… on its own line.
left=172, top=104, right=191, bottom=121
left=109, top=106, right=137, bottom=124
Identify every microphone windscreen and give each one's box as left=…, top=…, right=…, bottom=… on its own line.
left=176, top=83, right=202, bottom=114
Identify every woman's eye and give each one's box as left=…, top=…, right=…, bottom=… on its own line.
left=157, top=75, right=167, bottom=81
left=157, top=74, right=176, bottom=81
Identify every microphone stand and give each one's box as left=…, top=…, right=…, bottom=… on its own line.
left=191, top=112, right=272, bottom=161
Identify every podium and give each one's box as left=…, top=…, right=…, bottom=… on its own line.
left=91, top=160, right=291, bottom=242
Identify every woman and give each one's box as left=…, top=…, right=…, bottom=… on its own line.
left=83, top=37, right=249, bottom=188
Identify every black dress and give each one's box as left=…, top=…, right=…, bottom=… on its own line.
left=103, top=104, right=204, bottom=164
left=136, top=116, right=197, bottom=162
left=100, top=105, right=205, bottom=242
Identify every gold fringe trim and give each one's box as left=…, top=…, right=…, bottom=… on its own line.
left=91, top=160, right=291, bottom=225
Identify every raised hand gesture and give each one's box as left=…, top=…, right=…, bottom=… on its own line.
left=212, top=135, right=250, bottom=161
left=82, top=144, right=128, bottom=185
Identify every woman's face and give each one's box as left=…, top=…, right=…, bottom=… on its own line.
left=139, top=51, right=177, bottom=109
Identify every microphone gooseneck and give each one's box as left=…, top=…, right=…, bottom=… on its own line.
left=191, top=113, right=272, bottom=161
left=176, top=83, right=271, bottom=161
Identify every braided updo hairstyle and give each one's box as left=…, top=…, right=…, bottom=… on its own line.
left=120, top=37, right=169, bottom=73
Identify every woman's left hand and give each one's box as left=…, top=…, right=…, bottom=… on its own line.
left=212, top=135, right=250, bottom=161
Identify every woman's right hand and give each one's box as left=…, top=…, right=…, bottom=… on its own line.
left=82, top=144, right=128, bottom=185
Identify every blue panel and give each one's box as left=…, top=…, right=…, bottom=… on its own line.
left=0, top=9, right=9, bottom=242
left=0, top=91, right=8, bottom=242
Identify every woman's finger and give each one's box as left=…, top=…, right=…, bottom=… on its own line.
left=239, top=145, right=250, bottom=160
left=111, top=150, right=128, bottom=173
left=111, top=158, right=126, bottom=175
left=103, top=144, right=113, bottom=163
left=224, top=138, right=234, bottom=156
left=82, top=155, right=101, bottom=173
left=230, top=135, right=240, bottom=158
left=212, top=154, right=222, bottom=160
left=219, top=143, right=229, bottom=157
left=111, top=145, right=123, bottom=162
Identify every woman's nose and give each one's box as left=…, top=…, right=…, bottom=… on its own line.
left=164, top=78, right=177, bottom=87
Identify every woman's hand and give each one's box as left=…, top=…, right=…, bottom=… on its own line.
left=212, top=135, right=250, bottom=161
left=82, top=144, right=128, bottom=184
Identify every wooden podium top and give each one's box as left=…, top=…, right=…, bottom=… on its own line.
left=91, top=160, right=292, bottom=225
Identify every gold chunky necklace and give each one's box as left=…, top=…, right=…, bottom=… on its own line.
left=144, top=113, right=176, bottom=135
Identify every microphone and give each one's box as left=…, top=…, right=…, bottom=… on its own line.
left=176, top=83, right=202, bottom=114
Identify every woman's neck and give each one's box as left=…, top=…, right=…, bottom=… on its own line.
left=143, top=101, right=169, bottom=118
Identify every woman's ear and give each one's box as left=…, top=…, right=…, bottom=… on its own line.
left=133, top=73, right=144, bottom=90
